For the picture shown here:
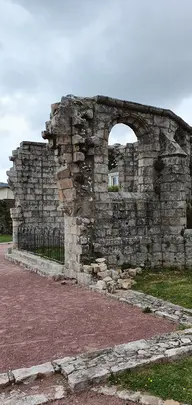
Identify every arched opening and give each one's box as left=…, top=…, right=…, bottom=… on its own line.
left=109, top=123, right=137, bottom=146
left=108, top=124, right=138, bottom=192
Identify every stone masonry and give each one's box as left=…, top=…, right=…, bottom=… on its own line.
left=1, top=329, right=192, bottom=392
left=0, top=329, right=192, bottom=403
left=108, top=142, right=138, bottom=192
left=41, top=95, right=192, bottom=272
left=7, top=95, right=192, bottom=274
left=7, top=141, right=63, bottom=247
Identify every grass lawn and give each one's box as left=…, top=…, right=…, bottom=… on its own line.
left=132, top=268, right=192, bottom=309
left=109, top=357, right=192, bottom=404
left=0, top=234, right=12, bottom=243
left=36, top=246, right=65, bottom=264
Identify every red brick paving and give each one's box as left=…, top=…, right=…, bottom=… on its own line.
left=0, top=244, right=176, bottom=373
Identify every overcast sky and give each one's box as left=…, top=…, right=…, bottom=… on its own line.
left=1, top=0, right=192, bottom=181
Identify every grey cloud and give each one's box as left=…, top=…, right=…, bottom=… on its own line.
left=3, top=0, right=192, bottom=108
left=1, top=0, right=192, bottom=180
left=65, top=0, right=192, bottom=107
left=1, top=65, right=38, bottom=92
left=9, top=0, right=107, bottom=31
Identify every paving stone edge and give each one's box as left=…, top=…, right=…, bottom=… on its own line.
left=0, top=329, right=192, bottom=393
left=89, top=286, right=192, bottom=327
left=92, top=385, right=187, bottom=405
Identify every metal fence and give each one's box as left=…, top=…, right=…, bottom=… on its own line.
left=18, top=225, right=65, bottom=264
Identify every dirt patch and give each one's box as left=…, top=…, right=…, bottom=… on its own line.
left=47, top=391, right=136, bottom=405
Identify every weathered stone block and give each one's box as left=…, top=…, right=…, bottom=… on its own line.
left=95, top=280, right=107, bottom=290
left=59, top=178, right=73, bottom=189
left=91, top=263, right=100, bottom=273
left=95, top=258, right=106, bottom=263
left=97, top=270, right=111, bottom=279
left=73, top=152, right=85, bottom=162
left=12, top=362, right=54, bottom=383
left=0, top=373, right=10, bottom=388
left=118, top=278, right=133, bottom=290
left=128, top=268, right=137, bottom=277
left=72, top=135, right=85, bottom=145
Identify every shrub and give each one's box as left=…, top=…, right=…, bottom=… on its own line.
left=108, top=185, right=119, bottom=192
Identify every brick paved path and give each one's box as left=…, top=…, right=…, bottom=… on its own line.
left=0, top=244, right=176, bottom=373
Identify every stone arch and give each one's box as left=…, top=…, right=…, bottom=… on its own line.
left=108, top=112, right=151, bottom=139
left=93, top=111, right=152, bottom=194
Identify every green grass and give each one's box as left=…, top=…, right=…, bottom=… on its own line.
left=0, top=234, right=12, bottom=243
left=109, top=357, right=192, bottom=404
left=132, top=268, right=192, bottom=309
left=36, top=246, right=65, bottom=264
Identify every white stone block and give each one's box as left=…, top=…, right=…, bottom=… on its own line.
left=0, top=373, right=9, bottom=388
left=12, top=362, right=54, bottom=383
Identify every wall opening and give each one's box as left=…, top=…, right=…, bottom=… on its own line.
left=108, top=124, right=138, bottom=192
left=186, top=200, right=192, bottom=229
left=109, top=124, right=137, bottom=146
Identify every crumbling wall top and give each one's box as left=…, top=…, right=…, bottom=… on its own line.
left=49, top=94, right=192, bottom=134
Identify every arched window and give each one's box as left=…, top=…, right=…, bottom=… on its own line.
left=109, top=123, right=137, bottom=145
left=108, top=124, right=138, bottom=192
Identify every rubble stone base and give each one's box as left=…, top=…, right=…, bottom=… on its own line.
left=0, top=329, right=191, bottom=393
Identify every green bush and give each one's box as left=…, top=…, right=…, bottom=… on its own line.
left=108, top=185, right=119, bottom=192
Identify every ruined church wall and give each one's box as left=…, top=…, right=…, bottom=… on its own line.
left=94, top=193, right=157, bottom=267
left=43, top=95, right=192, bottom=271
left=92, top=100, right=188, bottom=268
left=108, top=143, right=138, bottom=192
left=7, top=141, right=63, bottom=246
left=118, top=143, right=138, bottom=192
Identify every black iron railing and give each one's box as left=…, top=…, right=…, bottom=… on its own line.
left=18, top=225, right=65, bottom=264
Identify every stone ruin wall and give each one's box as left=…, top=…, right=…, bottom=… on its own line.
left=109, top=142, right=138, bottom=192
left=7, top=94, right=192, bottom=274
left=7, top=141, right=63, bottom=247
left=42, top=95, right=192, bottom=271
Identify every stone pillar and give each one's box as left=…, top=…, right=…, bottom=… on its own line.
left=10, top=207, right=23, bottom=248
left=64, top=215, right=94, bottom=273
left=159, top=148, right=187, bottom=267
left=184, top=229, right=192, bottom=267
left=137, top=135, right=160, bottom=194
left=117, top=143, right=138, bottom=192
left=43, top=95, right=95, bottom=273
